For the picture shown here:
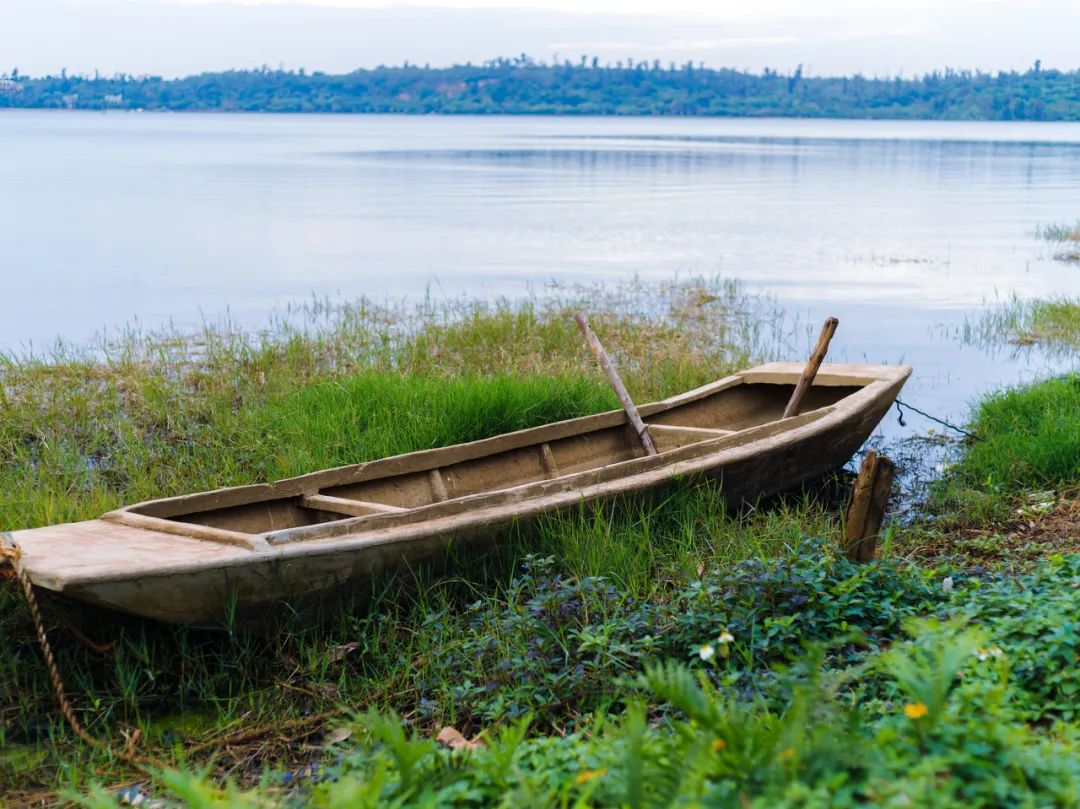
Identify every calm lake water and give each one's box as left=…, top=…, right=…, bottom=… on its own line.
left=2, top=110, right=1079, bottom=439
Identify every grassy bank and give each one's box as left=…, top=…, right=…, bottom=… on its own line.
left=897, top=375, right=1080, bottom=588
left=2, top=278, right=804, bottom=798
left=0, top=278, right=781, bottom=530
left=4, top=280, right=1080, bottom=807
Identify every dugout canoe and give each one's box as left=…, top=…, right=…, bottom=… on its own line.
left=4, top=362, right=910, bottom=624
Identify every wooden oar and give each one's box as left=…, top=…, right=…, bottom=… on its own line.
left=782, top=316, right=839, bottom=419
left=574, top=312, right=658, bottom=456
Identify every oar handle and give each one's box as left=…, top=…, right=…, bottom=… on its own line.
left=783, top=316, right=839, bottom=419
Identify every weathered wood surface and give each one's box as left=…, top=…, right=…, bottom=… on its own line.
left=9, top=362, right=911, bottom=624
left=574, top=311, right=658, bottom=456
left=783, top=317, right=839, bottom=419
left=842, top=449, right=896, bottom=562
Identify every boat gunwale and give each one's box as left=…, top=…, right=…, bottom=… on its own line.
left=108, top=363, right=897, bottom=524
left=111, top=371, right=751, bottom=522
left=260, top=406, right=831, bottom=545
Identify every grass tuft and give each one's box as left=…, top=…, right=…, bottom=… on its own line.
left=946, top=374, right=1080, bottom=493
left=1037, top=220, right=1080, bottom=242
left=966, top=295, right=1080, bottom=350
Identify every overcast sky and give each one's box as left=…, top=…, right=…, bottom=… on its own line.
left=2, top=0, right=1076, bottom=78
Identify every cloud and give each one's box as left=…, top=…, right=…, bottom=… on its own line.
left=549, top=36, right=799, bottom=51
left=2, top=0, right=1076, bottom=77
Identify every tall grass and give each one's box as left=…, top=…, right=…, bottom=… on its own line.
left=965, top=295, right=1080, bottom=350
left=232, top=372, right=618, bottom=480
left=0, top=277, right=785, bottom=532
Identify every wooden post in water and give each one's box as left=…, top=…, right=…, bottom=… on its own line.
left=574, top=312, right=658, bottom=457
left=842, top=449, right=896, bottom=562
left=783, top=316, right=839, bottom=419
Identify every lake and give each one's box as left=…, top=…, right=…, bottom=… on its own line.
left=2, top=110, right=1079, bottom=438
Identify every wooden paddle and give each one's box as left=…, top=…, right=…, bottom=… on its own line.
left=783, top=316, right=839, bottom=419
left=574, top=312, right=658, bottom=456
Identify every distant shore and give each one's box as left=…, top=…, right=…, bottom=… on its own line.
left=3, top=61, right=1078, bottom=120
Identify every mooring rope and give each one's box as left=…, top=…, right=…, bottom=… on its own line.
left=0, top=532, right=166, bottom=770
left=894, top=398, right=979, bottom=441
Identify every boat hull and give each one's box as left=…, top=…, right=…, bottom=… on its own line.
left=8, top=363, right=909, bottom=624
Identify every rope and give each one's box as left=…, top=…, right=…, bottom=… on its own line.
left=894, top=398, right=979, bottom=441
left=0, top=533, right=166, bottom=771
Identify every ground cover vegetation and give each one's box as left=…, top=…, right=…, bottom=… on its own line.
left=3, top=278, right=1080, bottom=806
left=3, top=59, right=1078, bottom=119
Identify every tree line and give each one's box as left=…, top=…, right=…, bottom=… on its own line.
left=1, top=58, right=1077, bottom=119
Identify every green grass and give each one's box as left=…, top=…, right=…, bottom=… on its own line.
left=240, top=372, right=620, bottom=478
left=966, top=295, right=1080, bottom=350
left=923, top=375, right=1080, bottom=528
left=955, top=374, right=1080, bottom=491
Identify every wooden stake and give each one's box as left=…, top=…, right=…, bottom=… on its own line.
left=842, top=449, right=896, bottom=562
left=574, top=312, right=658, bottom=456
left=783, top=316, right=839, bottom=419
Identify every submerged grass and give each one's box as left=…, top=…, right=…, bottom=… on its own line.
left=964, top=295, right=1080, bottom=350
left=1036, top=221, right=1080, bottom=262
left=1037, top=220, right=1080, bottom=243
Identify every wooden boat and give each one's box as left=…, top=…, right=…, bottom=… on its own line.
left=4, top=362, right=909, bottom=624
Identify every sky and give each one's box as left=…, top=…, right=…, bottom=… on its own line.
left=1, top=0, right=1076, bottom=78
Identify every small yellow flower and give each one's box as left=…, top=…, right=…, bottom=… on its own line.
left=778, top=747, right=795, bottom=762
left=904, top=702, right=929, bottom=720
left=711, top=739, right=726, bottom=752
left=576, top=768, right=606, bottom=785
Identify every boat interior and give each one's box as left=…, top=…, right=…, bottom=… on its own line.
left=120, top=379, right=862, bottom=543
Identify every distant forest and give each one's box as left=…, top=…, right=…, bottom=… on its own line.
left=2, top=57, right=1079, bottom=119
